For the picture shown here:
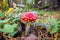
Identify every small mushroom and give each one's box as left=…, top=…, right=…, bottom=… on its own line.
left=20, top=12, right=36, bottom=35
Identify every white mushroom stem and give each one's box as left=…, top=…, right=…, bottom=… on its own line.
left=25, top=22, right=31, bottom=35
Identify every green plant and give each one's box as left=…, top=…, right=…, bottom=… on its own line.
left=0, top=24, right=18, bottom=33
left=46, top=18, right=58, bottom=34
left=0, top=8, right=20, bottom=37
left=0, top=11, right=4, bottom=18
left=35, top=17, right=59, bottom=34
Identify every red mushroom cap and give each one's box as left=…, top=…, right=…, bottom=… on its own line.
left=20, top=12, right=36, bottom=22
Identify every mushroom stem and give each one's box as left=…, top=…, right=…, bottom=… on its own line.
left=25, top=23, right=31, bottom=36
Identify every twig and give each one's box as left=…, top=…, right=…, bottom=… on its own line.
left=3, top=33, right=8, bottom=40
left=54, top=33, right=58, bottom=40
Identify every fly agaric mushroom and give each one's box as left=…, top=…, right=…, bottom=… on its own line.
left=20, top=12, right=36, bottom=35
left=20, top=12, right=36, bottom=22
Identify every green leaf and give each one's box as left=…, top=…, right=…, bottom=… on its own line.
left=50, top=25, right=58, bottom=34
left=0, top=24, right=18, bottom=33
left=39, top=10, right=45, bottom=16
left=46, top=18, right=57, bottom=25
left=0, top=11, right=4, bottom=17
left=46, top=18, right=58, bottom=34
left=8, top=31, right=18, bottom=37
left=0, top=20, right=3, bottom=23
left=12, top=18, right=19, bottom=22
left=26, top=0, right=33, bottom=4
left=43, top=23, right=50, bottom=29
left=17, top=4, right=25, bottom=7
left=31, top=11, right=38, bottom=16
left=0, top=18, right=11, bottom=24
left=3, top=18, right=11, bottom=23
